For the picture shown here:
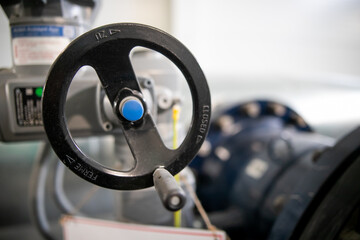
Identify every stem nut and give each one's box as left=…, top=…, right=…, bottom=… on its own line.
left=119, top=97, right=144, bottom=122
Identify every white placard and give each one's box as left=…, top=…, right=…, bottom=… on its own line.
left=12, top=37, right=70, bottom=65
left=62, top=215, right=227, bottom=240
left=11, top=25, right=75, bottom=66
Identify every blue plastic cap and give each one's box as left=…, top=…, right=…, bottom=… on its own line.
left=121, top=99, right=144, bottom=122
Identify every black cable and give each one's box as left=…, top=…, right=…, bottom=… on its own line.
left=30, top=141, right=89, bottom=240
left=29, top=142, right=56, bottom=240
left=52, top=161, right=78, bottom=215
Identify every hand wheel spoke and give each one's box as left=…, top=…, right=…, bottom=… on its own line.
left=121, top=114, right=175, bottom=173
left=86, top=42, right=141, bottom=104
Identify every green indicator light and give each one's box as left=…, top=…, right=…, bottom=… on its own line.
left=35, top=87, right=43, bottom=98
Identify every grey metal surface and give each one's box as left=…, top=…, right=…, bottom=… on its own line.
left=0, top=71, right=107, bottom=142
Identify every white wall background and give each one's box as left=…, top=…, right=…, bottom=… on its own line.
left=92, top=0, right=171, bottom=31
left=171, top=0, right=360, bottom=78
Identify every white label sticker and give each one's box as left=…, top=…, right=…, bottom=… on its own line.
left=12, top=37, right=70, bottom=65
left=62, top=216, right=226, bottom=240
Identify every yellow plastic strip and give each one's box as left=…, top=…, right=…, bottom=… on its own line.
left=172, top=105, right=181, bottom=228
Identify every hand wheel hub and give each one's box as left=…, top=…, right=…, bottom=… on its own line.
left=119, top=97, right=144, bottom=122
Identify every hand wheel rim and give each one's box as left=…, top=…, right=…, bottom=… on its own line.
left=42, top=23, right=211, bottom=190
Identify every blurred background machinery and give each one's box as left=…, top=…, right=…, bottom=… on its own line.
left=191, top=100, right=360, bottom=239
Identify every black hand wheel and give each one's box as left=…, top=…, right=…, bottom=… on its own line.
left=43, top=23, right=211, bottom=190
